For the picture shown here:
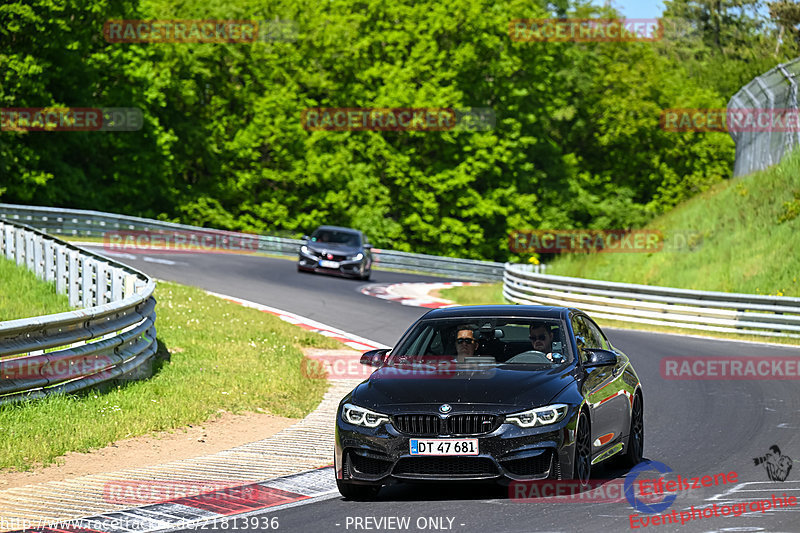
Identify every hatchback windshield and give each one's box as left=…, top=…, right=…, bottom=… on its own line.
left=390, top=318, right=571, bottom=365
left=310, top=229, right=361, bottom=246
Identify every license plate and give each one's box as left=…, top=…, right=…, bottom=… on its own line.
left=409, top=438, right=479, bottom=456
left=318, top=260, right=340, bottom=269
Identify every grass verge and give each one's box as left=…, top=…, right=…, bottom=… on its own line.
left=434, top=283, right=505, bottom=305
left=545, top=150, right=800, bottom=297
left=0, top=280, right=342, bottom=471
left=0, top=257, right=71, bottom=321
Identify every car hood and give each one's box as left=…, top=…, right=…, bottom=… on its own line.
left=306, top=242, right=361, bottom=255
left=349, top=364, right=576, bottom=413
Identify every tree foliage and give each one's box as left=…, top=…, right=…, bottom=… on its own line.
left=1, top=0, right=795, bottom=260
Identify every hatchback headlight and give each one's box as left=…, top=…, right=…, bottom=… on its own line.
left=349, top=252, right=364, bottom=261
left=506, top=404, right=569, bottom=428
left=342, top=403, right=389, bottom=428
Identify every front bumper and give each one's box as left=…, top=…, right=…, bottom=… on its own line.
left=335, top=412, right=577, bottom=485
left=297, top=255, right=366, bottom=277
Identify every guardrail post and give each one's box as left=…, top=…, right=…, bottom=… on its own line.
left=4, top=224, right=12, bottom=259
left=25, top=232, right=35, bottom=271
left=15, top=228, right=24, bottom=265
left=124, top=274, right=135, bottom=298
left=56, top=245, right=67, bottom=293
left=111, top=269, right=123, bottom=301
left=33, top=234, right=44, bottom=279
left=45, top=240, right=55, bottom=282
left=81, top=256, right=93, bottom=308
left=68, top=250, right=79, bottom=307
left=96, top=262, right=108, bottom=305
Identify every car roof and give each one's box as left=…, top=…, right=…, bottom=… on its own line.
left=314, top=225, right=362, bottom=235
left=421, top=305, right=574, bottom=320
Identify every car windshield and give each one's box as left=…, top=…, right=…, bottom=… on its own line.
left=310, top=229, right=360, bottom=246
left=389, top=317, right=571, bottom=365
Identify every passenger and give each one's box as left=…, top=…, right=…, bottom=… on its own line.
left=529, top=323, right=558, bottom=362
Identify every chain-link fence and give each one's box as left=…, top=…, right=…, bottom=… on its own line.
left=728, top=57, right=800, bottom=177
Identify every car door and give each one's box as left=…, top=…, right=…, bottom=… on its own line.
left=573, top=314, right=627, bottom=459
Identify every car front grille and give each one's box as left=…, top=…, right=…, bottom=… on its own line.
left=393, top=415, right=440, bottom=436
left=448, top=414, right=499, bottom=435
left=392, top=414, right=499, bottom=436
left=501, top=451, right=553, bottom=477
left=393, top=457, right=498, bottom=479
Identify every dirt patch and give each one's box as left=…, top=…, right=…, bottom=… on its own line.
left=0, top=411, right=297, bottom=490
left=429, top=288, right=445, bottom=300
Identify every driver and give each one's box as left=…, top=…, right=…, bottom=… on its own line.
left=529, top=324, right=559, bottom=362
left=455, top=325, right=478, bottom=363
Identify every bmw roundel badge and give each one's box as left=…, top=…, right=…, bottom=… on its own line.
left=439, top=404, right=452, bottom=414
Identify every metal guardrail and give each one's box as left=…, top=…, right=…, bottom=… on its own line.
left=503, top=263, right=800, bottom=339
left=0, top=219, right=158, bottom=405
left=0, top=203, right=515, bottom=281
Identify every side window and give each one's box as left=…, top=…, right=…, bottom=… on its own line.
left=570, top=315, right=591, bottom=363
left=581, top=317, right=609, bottom=350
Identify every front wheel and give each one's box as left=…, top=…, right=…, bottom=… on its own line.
left=617, top=394, right=644, bottom=467
left=572, top=411, right=591, bottom=488
left=336, top=479, right=380, bottom=501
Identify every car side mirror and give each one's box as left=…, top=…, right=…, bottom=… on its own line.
left=360, top=348, right=389, bottom=367
left=583, top=348, right=618, bottom=367
left=302, top=235, right=309, bottom=241
left=364, top=244, right=372, bottom=250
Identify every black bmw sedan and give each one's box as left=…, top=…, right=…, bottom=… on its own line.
left=297, top=225, right=373, bottom=280
left=334, top=305, right=644, bottom=499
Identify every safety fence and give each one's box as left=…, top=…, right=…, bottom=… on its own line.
left=0, top=219, right=157, bottom=405
left=729, top=57, right=800, bottom=177
left=504, top=263, right=800, bottom=339
left=0, top=203, right=533, bottom=281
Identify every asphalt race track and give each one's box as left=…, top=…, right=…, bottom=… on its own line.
left=90, top=247, right=800, bottom=533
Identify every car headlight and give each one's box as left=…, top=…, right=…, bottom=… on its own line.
left=506, top=404, right=569, bottom=428
left=300, top=245, right=316, bottom=256
left=342, top=403, right=389, bottom=428
left=349, top=252, right=363, bottom=261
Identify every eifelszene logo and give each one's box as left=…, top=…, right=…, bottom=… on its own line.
left=624, top=461, right=677, bottom=514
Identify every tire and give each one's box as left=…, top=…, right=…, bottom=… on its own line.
left=617, top=393, right=644, bottom=468
left=361, top=270, right=371, bottom=281
left=572, top=411, right=591, bottom=488
left=336, top=479, right=380, bottom=500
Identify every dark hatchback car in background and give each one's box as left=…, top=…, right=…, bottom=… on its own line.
left=334, top=305, right=644, bottom=500
left=297, top=225, right=373, bottom=280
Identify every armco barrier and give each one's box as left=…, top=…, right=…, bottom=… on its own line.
left=0, top=218, right=157, bottom=404
left=0, top=204, right=518, bottom=281
left=504, top=263, right=800, bottom=339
